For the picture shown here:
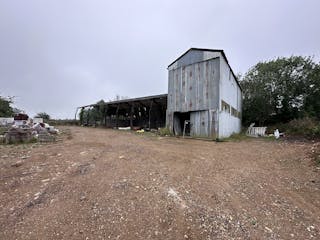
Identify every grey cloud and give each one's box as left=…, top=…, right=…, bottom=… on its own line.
left=0, top=0, right=319, bottom=118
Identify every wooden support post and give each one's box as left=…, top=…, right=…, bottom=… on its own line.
left=78, top=107, right=84, bottom=125
left=86, top=107, right=90, bottom=126
left=104, top=105, right=108, bottom=127
left=115, top=105, right=120, bottom=128
left=148, top=101, right=153, bottom=130
left=130, top=104, right=134, bottom=129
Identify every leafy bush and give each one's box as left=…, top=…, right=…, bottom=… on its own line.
left=0, top=96, right=14, bottom=117
left=285, top=117, right=320, bottom=136
left=47, top=119, right=80, bottom=126
left=35, top=112, right=50, bottom=121
left=0, top=127, right=8, bottom=135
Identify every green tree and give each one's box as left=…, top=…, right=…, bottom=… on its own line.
left=79, top=108, right=85, bottom=125
left=304, top=64, right=320, bottom=119
left=35, top=112, right=50, bottom=120
left=79, top=100, right=107, bottom=126
left=241, top=56, right=319, bottom=126
left=0, top=96, right=14, bottom=117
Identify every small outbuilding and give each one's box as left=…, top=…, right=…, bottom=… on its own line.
left=166, top=48, right=242, bottom=138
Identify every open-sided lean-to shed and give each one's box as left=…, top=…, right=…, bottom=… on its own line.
left=77, top=94, right=167, bottom=130
left=166, top=48, right=242, bottom=139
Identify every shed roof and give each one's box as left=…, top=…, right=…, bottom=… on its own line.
left=168, top=48, right=242, bottom=91
left=79, top=93, right=168, bottom=109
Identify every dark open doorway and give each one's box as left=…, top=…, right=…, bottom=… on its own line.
left=173, top=112, right=191, bottom=136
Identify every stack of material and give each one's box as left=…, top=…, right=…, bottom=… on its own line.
left=1, top=114, right=59, bottom=144
left=32, top=123, right=46, bottom=133
left=4, top=126, right=33, bottom=144
left=0, top=134, right=5, bottom=143
left=246, top=123, right=267, bottom=137
left=0, top=117, right=14, bottom=126
left=37, top=131, right=56, bottom=143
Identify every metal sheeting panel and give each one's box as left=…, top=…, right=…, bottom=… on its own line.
left=167, top=57, right=220, bottom=113
left=168, top=49, right=220, bottom=71
left=190, top=110, right=209, bottom=137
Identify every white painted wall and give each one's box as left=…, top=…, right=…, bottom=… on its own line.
left=218, top=57, right=242, bottom=138
left=218, top=111, right=241, bottom=138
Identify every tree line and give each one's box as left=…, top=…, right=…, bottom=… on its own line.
left=1, top=56, right=319, bottom=135
left=240, top=56, right=319, bottom=128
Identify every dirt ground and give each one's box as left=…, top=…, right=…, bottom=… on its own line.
left=0, top=126, right=320, bottom=240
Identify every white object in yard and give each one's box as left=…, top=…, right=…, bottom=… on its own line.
left=41, top=123, right=58, bottom=134
left=274, top=129, right=280, bottom=139
left=118, top=127, right=131, bottom=130
left=32, top=123, right=46, bottom=133
left=246, top=123, right=267, bottom=137
left=33, top=118, right=43, bottom=124
left=0, top=117, right=14, bottom=126
left=14, top=120, right=27, bottom=126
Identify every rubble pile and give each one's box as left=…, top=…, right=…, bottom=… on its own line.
left=37, top=131, right=56, bottom=143
left=0, top=114, right=59, bottom=144
left=4, top=126, right=33, bottom=144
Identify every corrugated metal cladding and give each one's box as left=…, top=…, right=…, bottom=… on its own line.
left=167, top=58, right=220, bottom=112
left=166, top=48, right=242, bottom=139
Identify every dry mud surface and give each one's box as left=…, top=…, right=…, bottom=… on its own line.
left=1, top=126, right=320, bottom=240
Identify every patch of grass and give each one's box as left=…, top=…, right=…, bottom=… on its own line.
left=158, top=127, right=172, bottom=137
left=228, top=133, right=250, bottom=141
left=217, top=132, right=277, bottom=142
left=215, top=138, right=227, bottom=142
left=262, top=135, right=277, bottom=141
left=218, top=133, right=250, bottom=142
left=0, top=127, right=8, bottom=135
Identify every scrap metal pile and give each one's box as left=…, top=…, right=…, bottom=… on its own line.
left=0, top=114, right=59, bottom=144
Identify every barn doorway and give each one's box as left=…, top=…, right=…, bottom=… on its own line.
left=173, top=112, right=191, bottom=136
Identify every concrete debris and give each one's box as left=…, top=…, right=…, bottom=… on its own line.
left=4, top=126, right=33, bottom=144
left=0, top=115, right=59, bottom=144
left=37, top=131, right=56, bottom=143
left=0, top=135, right=5, bottom=143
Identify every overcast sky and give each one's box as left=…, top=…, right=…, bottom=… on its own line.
left=1, top=0, right=319, bottom=119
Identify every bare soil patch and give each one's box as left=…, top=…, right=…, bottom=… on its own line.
left=1, top=126, right=319, bottom=239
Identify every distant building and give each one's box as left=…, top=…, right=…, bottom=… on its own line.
left=166, top=48, right=242, bottom=138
